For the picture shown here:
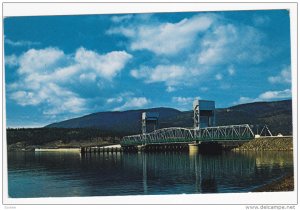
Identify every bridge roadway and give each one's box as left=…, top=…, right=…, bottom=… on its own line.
left=120, top=124, right=255, bottom=147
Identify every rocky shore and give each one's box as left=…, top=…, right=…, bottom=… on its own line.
left=236, top=136, right=293, bottom=151
left=253, top=173, right=294, bottom=192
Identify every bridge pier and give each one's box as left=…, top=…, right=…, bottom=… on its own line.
left=188, top=143, right=199, bottom=154
left=137, top=145, right=146, bottom=152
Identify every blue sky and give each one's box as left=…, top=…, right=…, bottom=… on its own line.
left=4, top=10, right=292, bottom=127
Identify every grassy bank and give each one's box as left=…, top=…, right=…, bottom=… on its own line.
left=253, top=173, right=294, bottom=192
left=236, top=136, right=293, bottom=151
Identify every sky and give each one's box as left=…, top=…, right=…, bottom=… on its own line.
left=4, top=10, right=292, bottom=128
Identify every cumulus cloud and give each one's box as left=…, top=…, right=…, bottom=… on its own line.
left=114, top=97, right=150, bottom=111
left=75, top=47, right=132, bottom=79
left=10, top=83, right=86, bottom=115
left=268, top=66, right=291, bottom=84
left=18, top=47, right=65, bottom=74
left=118, top=13, right=269, bottom=91
left=108, top=14, right=214, bottom=56
left=258, top=89, right=291, bottom=100
left=198, top=24, right=267, bottom=65
left=6, top=47, right=132, bottom=115
left=235, top=89, right=291, bottom=104
left=131, top=65, right=186, bottom=86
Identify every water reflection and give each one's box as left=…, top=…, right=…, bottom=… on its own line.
left=7, top=150, right=293, bottom=198
left=123, top=151, right=257, bottom=194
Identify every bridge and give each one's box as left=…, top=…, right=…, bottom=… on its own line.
left=120, top=124, right=255, bottom=147
left=120, top=99, right=257, bottom=151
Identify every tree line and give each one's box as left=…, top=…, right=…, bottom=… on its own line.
left=6, top=127, right=127, bottom=146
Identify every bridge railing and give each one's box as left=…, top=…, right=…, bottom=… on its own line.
left=193, top=124, right=255, bottom=141
left=121, top=124, right=255, bottom=146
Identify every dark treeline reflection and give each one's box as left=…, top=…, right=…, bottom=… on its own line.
left=8, top=151, right=293, bottom=198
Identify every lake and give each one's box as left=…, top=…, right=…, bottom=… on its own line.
left=7, top=150, right=293, bottom=198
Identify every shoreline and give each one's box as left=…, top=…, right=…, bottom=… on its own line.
left=7, top=136, right=293, bottom=152
left=235, top=136, right=293, bottom=151
left=252, top=173, right=294, bottom=192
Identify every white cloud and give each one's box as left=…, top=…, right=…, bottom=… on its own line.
left=215, top=73, right=223, bottom=80
left=18, top=47, right=65, bottom=74
left=268, top=66, right=291, bottom=84
left=106, top=27, right=135, bottom=38
left=75, top=47, right=132, bottom=79
left=172, top=96, right=196, bottom=105
left=111, top=14, right=133, bottom=23
left=5, top=38, right=40, bottom=47
left=258, top=89, right=291, bottom=100
left=41, top=83, right=87, bottom=115
left=236, top=96, right=254, bottom=104
left=10, top=83, right=86, bottom=115
left=106, top=91, right=134, bottom=106
left=10, top=91, right=41, bottom=106
left=166, top=86, right=176, bottom=92
left=172, top=96, right=200, bottom=111
left=204, top=25, right=266, bottom=65
left=106, top=97, right=123, bottom=104
left=7, top=47, right=132, bottom=115
left=114, top=97, right=150, bottom=111
left=235, top=89, right=291, bottom=105
left=198, top=24, right=267, bottom=65
left=107, top=14, right=271, bottom=97
left=108, top=14, right=214, bottom=55
left=131, top=65, right=186, bottom=87
left=122, top=14, right=268, bottom=91
left=79, top=73, right=97, bottom=82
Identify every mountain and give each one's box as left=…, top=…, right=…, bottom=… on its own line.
left=46, top=107, right=182, bottom=135
left=46, top=100, right=293, bottom=136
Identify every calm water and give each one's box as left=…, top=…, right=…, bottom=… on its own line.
left=7, top=150, right=293, bottom=198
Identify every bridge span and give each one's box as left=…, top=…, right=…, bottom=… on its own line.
left=120, top=124, right=255, bottom=148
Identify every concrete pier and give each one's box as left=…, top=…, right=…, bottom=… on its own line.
left=137, top=145, right=146, bottom=152
left=188, top=143, right=199, bottom=155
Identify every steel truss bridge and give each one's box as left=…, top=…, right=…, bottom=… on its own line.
left=121, top=124, right=255, bottom=146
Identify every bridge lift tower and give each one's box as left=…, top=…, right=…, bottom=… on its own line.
left=142, top=112, right=159, bottom=134
left=193, top=99, right=216, bottom=129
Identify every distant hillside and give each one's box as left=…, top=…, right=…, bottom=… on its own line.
left=47, top=107, right=181, bottom=135
left=46, top=100, right=293, bottom=135
left=216, top=100, right=292, bottom=135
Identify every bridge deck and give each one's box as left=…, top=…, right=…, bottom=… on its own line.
left=121, top=124, right=255, bottom=146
